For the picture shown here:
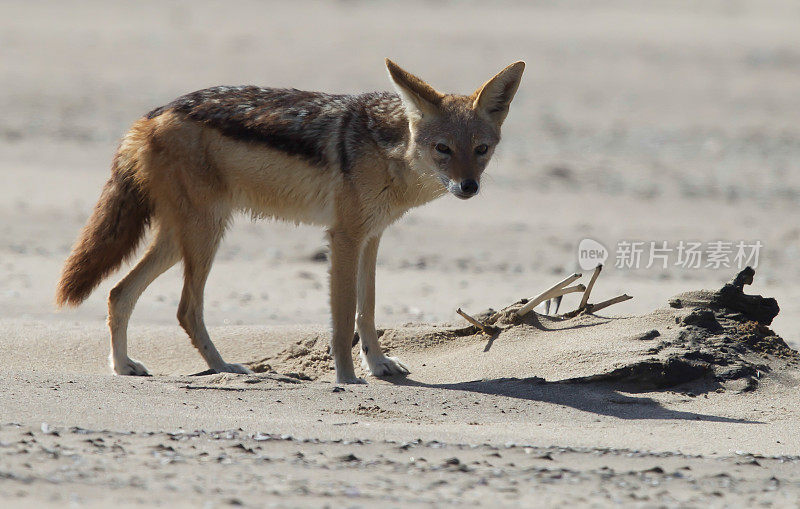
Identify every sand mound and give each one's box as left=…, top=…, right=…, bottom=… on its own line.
left=246, top=332, right=334, bottom=381
left=247, top=268, right=798, bottom=393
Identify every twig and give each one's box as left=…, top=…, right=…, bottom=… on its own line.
left=585, top=294, right=632, bottom=314
left=456, top=308, right=498, bottom=335
left=579, top=264, right=603, bottom=310
left=516, top=273, right=582, bottom=317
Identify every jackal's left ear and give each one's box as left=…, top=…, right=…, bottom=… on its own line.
left=472, top=61, right=525, bottom=125
left=385, top=59, right=443, bottom=119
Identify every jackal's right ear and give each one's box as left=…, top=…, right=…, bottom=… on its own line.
left=385, top=59, right=443, bottom=119
left=472, top=61, right=526, bottom=125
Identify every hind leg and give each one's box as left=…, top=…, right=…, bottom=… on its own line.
left=108, top=226, right=180, bottom=375
left=176, top=213, right=250, bottom=374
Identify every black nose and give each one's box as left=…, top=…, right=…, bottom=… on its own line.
left=460, top=179, right=479, bottom=195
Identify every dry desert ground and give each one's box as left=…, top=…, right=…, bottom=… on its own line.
left=2, top=1, right=800, bottom=507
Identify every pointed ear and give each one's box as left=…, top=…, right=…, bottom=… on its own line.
left=472, top=61, right=525, bottom=124
left=385, top=58, right=443, bottom=119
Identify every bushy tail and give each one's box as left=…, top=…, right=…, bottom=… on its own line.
left=56, top=154, right=151, bottom=307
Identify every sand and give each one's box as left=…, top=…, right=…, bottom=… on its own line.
left=3, top=278, right=800, bottom=507
left=3, top=0, right=800, bottom=507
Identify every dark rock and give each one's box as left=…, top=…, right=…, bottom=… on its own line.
left=682, top=309, right=723, bottom=332
left=636, top=329, right=661, bottom=341
left=683, top=350, right=723, bottom=364
left=711, top=266, right=779, bottom=325
left=715, top=363, right=759, bottom=381
left=284, top=372, right=312, bottom=381
left=566, top=356, right=712, bottom=391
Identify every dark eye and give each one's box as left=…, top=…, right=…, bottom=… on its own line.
left=435, top=143, right=451, bottom=154
left=475, top=144, right=489, bottom=155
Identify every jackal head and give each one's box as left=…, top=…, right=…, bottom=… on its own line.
left=386, top=58, right=525, bottom=199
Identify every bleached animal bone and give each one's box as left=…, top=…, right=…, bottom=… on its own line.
left=456, top=308, right=499, bottom=335
left=544, top=295, right=561, bottom=315
left=560, top=284, right=586, bottom=295
left=545, top=284, right=587, bottom=314
left=544, top=284, right=586, bottom=315
left=585, top=294, right=632, bottom=314
left=579, top=263, right=603, bottom=310
left=516, top=273, right=582, bottom=317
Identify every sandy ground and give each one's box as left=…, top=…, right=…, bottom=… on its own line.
left=2, top=0, right=800, bottom=507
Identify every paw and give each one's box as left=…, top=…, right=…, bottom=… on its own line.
left=336, top=375, right=368, bottom=385
left=112, top=356, right=150, bottom=376
left=363, top=355, right=410, bottom=377
left=214, top=363, right=252, bottom=375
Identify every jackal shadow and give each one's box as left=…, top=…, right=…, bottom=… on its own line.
left=385, top=375, right=758, bottom=424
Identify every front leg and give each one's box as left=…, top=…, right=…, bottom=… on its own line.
left=328, top=228, right=365, bottom=384
left=357, top=235, right=410, bottom=377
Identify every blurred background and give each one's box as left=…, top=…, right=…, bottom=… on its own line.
left=2, top=0, right=799, bottom=346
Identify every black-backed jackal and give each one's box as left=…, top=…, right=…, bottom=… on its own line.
left=56, top=59, right=525, bottom=383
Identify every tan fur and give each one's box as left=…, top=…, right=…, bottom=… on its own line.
left=56, top=60, right=524, bottom=382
